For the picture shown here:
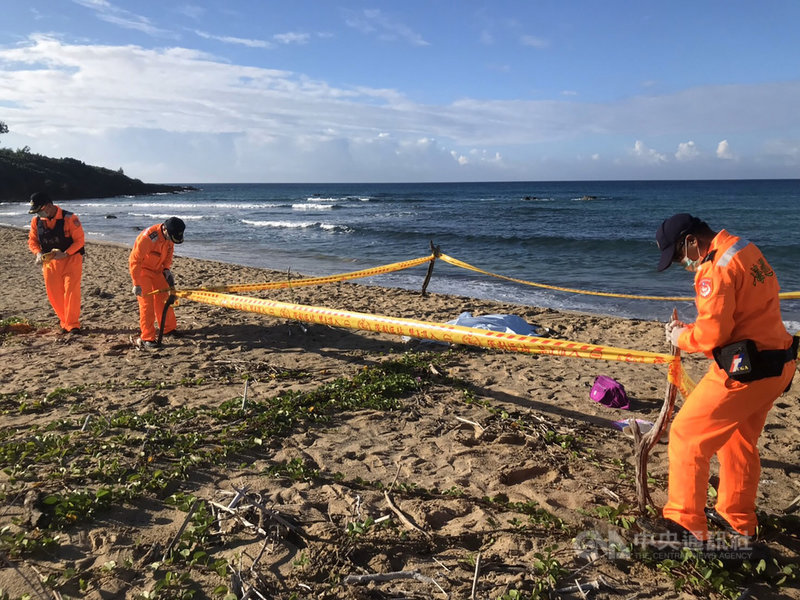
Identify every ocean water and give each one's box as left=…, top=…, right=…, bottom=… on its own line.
left=3, top=180, right=800, bottom=328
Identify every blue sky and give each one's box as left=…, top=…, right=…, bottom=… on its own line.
left=1, top=1, right=799, bottom=183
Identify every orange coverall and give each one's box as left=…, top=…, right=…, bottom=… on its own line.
left=28, top=207, right=85, bottom=332
left=129, top=224, right=176, bottom=342
left=664, top=230, right=795, bottom=538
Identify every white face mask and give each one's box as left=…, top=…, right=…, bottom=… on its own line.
left=681, top=237, right=702, bottom=272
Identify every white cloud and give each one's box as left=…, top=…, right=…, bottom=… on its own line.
left=762, top=139, right=800, bottom=163
left=273, top=32, right=311, bottom=45
left=344, top=9, right=429, bottom=46
left=176, top=4, right=205, bottom=20
left=194, top=30, right=272, bottom=48
left=520, top=35, right=549, bottom=49
left=716, top=139, right=734, bottom=159
left=72, top=0, right=172, bottom=37
left=675, top=140, right=699, bottom=161
left=3, top=35, right=800, bottom=181
left=632, top=140, right=667, bottom=163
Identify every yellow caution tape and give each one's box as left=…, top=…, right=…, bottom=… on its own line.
left=668, top=358, right=696, bottom=399
left=439, top=254, right=695, bottom=301
left=174, top=288, right=676, bottom=366
left=198, top=254, right=435, bottom=293
left=153, top=248, right=800, bottom=303
left=440, top=254, right=800, bottom=302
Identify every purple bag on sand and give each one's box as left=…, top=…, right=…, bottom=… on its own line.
left=590, top=375, right=629, bottom=409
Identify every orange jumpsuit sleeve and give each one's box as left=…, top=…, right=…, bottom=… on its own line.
left=28, top=217, right=42, bottom=254
left=677, top=231, right=790, bottom=355
left=163, top=240, right=174, bottom=270
left=63, top=212, right=85, bottom=256
left=678, top=261, right=735, bottom=356
left=129, top=226, right=157, bottom=286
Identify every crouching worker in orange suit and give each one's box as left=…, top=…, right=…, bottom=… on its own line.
left=129, top=217, right=185, bottom=350
left=27, top=192, right=85, bottom=334
left=654, top=213, right=797, bottom=543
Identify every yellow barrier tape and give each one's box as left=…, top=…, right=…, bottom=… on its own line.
left=440, top=253, right=800, bottom=302
left=199, top=254, right=435, bottom=293
left=668, top=358, right=696, bottom=399
left=174, top=288, right=676, bottom=365
left=439, top=254, right=694, bottom=301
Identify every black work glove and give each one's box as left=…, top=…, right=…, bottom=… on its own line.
left=163, top=268, right=175, bottom=287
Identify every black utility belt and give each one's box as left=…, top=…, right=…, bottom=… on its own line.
left=713, top=337, right=799, bottom=382
left=43, top=246, right=85, bottom=255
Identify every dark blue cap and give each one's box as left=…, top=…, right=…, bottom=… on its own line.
left=163, top=217, right=185, bottom=244
left=656, top=213, right=702, bottom=271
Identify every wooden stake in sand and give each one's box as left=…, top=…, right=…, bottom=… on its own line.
left=421, top=241, right=440, bottom=296
left=630, top=308, right=681, bottom=513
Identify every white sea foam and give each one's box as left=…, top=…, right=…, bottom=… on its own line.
left=242, top=219, right=317, bottom=229
left=212, top=203, right=278, bottom=209
left=127, top=202, right=208, bottom=209
left=293, top=203, right=334, bottom=211
left=128, top=213, right=204, bottom=220
left=241, top=219, right=352, bottom=233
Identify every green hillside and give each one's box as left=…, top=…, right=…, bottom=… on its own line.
left=0, top=148, right=195, bottom=202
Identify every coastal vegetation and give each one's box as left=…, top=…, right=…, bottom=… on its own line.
left=0, top=330, right=797, bottom=599
left=0, top=120, right=193, bottom=201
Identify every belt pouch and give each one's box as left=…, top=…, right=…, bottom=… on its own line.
left=713, top=339, right=760, bottom=382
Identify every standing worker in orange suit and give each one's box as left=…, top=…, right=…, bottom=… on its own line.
left=27, top=192, right=85, bottom=334
left=129, top=217, right=185, bottom=349
left=654, top=213, right=796, bottom=542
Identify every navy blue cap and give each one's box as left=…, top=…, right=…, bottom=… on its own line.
left=28, top=192, right=52, bottom=213
left=656, top=213, right=702, bottom=271
left=163, top=217, right=185, bottom=244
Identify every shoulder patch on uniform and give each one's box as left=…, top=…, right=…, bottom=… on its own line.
left=698, top=278, right=713, bottom=298
left=148, top=231, right=159, bottom=242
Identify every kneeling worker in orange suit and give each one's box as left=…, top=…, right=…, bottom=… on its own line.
left=655, top=213, right=796, bottom=542
left=129, top=217, right=185, bottom=349
left=27, top=192, right=85, bottom=334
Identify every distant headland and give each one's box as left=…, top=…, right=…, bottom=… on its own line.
left=0, top=148, right=196, bottom=202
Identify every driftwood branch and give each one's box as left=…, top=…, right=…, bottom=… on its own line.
left=208, top=500, right=269, bottom=537
left=344, top=570, right=449, bottom=598
left=470, top=551, right=481, bottom=599
left=555, top=580, right=602, bottom=595
left=784, top=493, right=800, bottom=514
left=632, top=308, right=681, bottom=513
left=455, top=415, right=485, bottom=438
left=162, top=498, right=200, bottom=561
left=384, top=491, right=432, bottom=539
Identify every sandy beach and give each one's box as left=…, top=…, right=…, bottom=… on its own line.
left=1, top=223, right=798, bottom=599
